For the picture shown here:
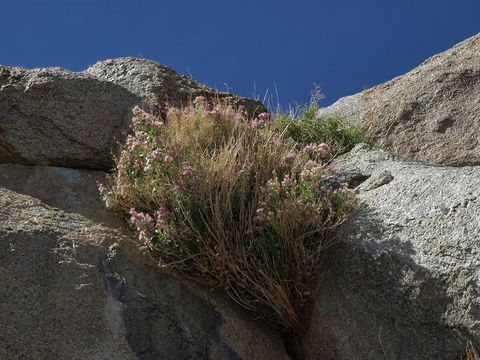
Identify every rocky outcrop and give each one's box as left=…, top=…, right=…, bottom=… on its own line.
left=2, top=43, right=479, bottom=359
left=0, top=164, right=289, bottom=360
left=317, top=34, right=480, bottom=166
left=303, top=144, right=480, bottom=360
left=0, top=59, right=265, bottom=170
left=85, top=58, right=266, bottom=117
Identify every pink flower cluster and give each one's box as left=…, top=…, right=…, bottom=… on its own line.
left=181, top=162, right=193, bottom=176
left=282, top=151, right=297, bottom=164
left=129, top=208, right=155, bottom=242
left=300, top=160, right=323, bottom=181
left=132, top=106, right=164, bottom=128
left=154, top=207, right=171, bottom=231
left=250, top=112, right=271, bottom=129
left=281, top=174, right=292, bottom=187
left=258, top=112, right=270, bottom=121
left=193, top=96, right=207, bottom=106
left=144, top=149, right=175, bottom=171
left=206, top=107, right=221, bottom=119
left=253, top=207, right=271, bottom=223
left=129, top=207, right=172, bottom=242
left=303, top=143, right=330, bottom=156
left=125, top=135, right=142, bottom=152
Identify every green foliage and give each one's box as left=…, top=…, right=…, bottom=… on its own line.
left=274, top=103, right=369, bottom=156
left=101, top=98, right=357, bottom=332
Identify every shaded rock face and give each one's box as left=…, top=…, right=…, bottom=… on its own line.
left=318, top=33, right=480, bottom=166
left=0, top=58, right=265, bottom=170
left=0, top=165, right=289, bottom=360
left=303, top=144, right=480, bottom=360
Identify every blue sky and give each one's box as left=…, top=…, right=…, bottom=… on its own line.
left=1, top=0, right=478, bottom=107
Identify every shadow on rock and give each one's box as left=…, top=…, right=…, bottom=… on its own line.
left=302, top=204, right=478, bottom=360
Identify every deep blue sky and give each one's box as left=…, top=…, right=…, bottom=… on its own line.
left=1, top=0, right=478, bottom=108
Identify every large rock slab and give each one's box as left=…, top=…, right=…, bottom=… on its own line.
left=0, top=66, right=139, bottom=170
left=0, top=59, right=265, bottom=170
left=318, top=34, right=480, bottom=166
left=0, top=164, right=289, bottom=360
left=303, top=144, right=480, bottom=359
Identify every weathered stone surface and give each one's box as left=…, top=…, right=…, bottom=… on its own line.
left=0, top=165, right=289, bottom=360
left=0, top=66, right=139, bottom=170
left=318, top=34, right=480, bottom=166
left=0, top=164, right=121, bottom=227
left=0, top=59, right=265, bottom=170
left=85, top=57, right=266, bottom=117
left=303, top=144, right=480, bottom=360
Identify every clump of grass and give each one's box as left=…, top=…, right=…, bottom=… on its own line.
left=101, top=98, right=356, bottom=332
left=273, top=102, right=368, bottom=157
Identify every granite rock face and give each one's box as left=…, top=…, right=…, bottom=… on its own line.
left=0, top=164, right=289, bottom=360
left=0, top=66, right=139, bottom=170
left=303, top=144, right=480, bottom=360
left=318, top=34, right=480, bottom=166
left=0, top=59, right=265, bottom=170
left=85, top=57, right=266, bottom=117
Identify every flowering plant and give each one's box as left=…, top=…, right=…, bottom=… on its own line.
left=101, top=98, right=356, bottom=331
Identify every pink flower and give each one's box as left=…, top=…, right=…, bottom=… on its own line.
left=155, top=207, right=170, bottom=221
left=301, top=161, right=322, bottom=181
left=116, top=184, right=126, bottom=196
left=304, top=143, right=330, bottom=155
left=282, top=151, right=297, bottom=163
left=193, top=96, right=207, bottom=106
left=300, top=170, right=313, bottom=181
left=132, top=106, right=163, bottom=128
left=253, top=207, right=270, bottom=223
left=250, top=112, right=271, bottom=129
left=129, top=208, right=145, bottom=224
left=132, top=105, right=143, bottom=118
left=126, top=135, right=139, bottom=150
left=207, top=107, right=221, bottom=119
left=317, top=143, right=330, bottom=154
left=138, top=230, right=147, bottom=242
left=258, top=112, right=270, bottom=120
left=128, top=208, right=156, bottom=243
left=250, top=118, right=260, bottom=129
left=282, top=174, right=292, bottom=187
left=181, top=162, right=192, bottom=176
left=163, top=154, right=174, bottom=163
left=304, top=160, right=319, bottom=169
left=154, top=207, right=171, bottom=230
left=304, top=143, right=316, bottom=153
left=144, top=149, right=165, bottom=171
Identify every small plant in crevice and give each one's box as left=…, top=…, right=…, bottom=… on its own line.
left=273, top=103, right=368, bottom=159
left=271, top=86, right=369, bottom=158
left=100, top=97, right=356, bottom=332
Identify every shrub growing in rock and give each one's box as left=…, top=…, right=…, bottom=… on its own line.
left=101, top=98, right=356, bottom=331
